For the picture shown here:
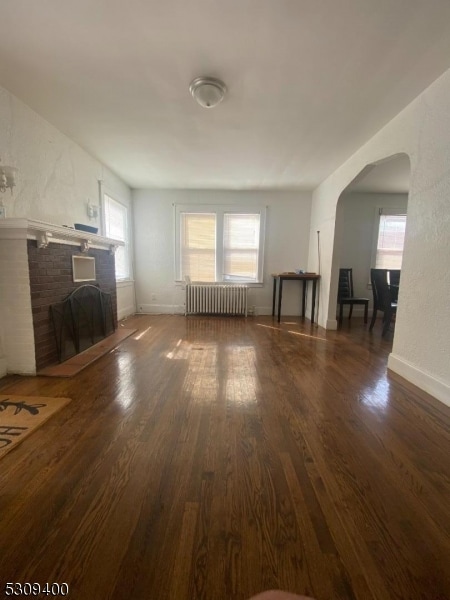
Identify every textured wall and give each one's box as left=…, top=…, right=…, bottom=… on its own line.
left=0, top=83, right=134, bottom=375
left=0, top=87, right=131, bottom=228
left=308, top=69, right=450, bottom=405
left=0, top=239, right=35, bottom=374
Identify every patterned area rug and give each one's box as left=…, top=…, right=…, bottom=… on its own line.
left=0, top=395, right=71, bottom=459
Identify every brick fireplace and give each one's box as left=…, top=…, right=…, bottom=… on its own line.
left=0, top=219, right=123, bottom=375
left=28, top=241, right=117, bottom=370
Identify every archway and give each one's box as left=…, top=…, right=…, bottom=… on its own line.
left=328, top=153, right=411, bottom=338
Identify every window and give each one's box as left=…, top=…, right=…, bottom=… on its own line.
left=175, top=205, right=265, bottom=283
left=223, top=213, right=260, bottom=281
left=103, top=193, right=130, bottom=280
left=373, top=209, right=407, bottom=269
left=180, top=212, right=216, bottom=282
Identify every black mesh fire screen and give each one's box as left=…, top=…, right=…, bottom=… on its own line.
left=50, top=284, right=115, bottom=363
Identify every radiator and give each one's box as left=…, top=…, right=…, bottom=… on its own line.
left=185, top=284, right=248, bottom=316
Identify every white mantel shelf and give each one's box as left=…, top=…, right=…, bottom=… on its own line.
left=0, top=218, right=124, bottom=253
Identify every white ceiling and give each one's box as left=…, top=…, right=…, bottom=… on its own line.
left=1, top=0, right=450, bottom=191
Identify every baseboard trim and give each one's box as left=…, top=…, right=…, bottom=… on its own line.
left=6, top=367, right=36, bottom=376
left=117, top=304, right=136, bottom=321
left=0, top=357, right=7, bottom=378
left=254, top=306, right=273, bottom=316
left=138, top=304, right=184, bottom=315
left=326, top=318, right=338, bottom=330
left=388, top=353, right=450, bottom=408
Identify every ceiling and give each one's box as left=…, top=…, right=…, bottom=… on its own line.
left=1, top=0, right=450, bottom=191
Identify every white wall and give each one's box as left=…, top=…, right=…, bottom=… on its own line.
left=340, top=192, right=409, bottom=302
left=0, top=238, right=34, bottom=376
left=117, top=281, right=136, bottom=321
left=0, top=84, right=135, bottom=375
left=0, top=87, right=132, bottom=228
left=133, top=189, right=312, bottom=317
left=308, top=68, right=450, bottom=406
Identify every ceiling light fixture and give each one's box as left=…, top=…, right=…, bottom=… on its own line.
left=189, top=77, right=227, bottom=108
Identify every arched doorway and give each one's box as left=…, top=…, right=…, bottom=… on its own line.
left=329, top=153, right=411, bottom=339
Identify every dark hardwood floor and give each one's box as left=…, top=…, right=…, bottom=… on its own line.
left=0, top=314, right=449, bottom=600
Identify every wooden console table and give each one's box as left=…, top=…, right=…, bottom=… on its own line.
left=272, top=272, right=320, bottom=323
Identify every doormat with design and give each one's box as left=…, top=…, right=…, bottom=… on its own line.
left=0, top=395, right=71, bottom=459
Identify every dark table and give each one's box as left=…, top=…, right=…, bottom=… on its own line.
left=272, top=272, right=320, bottom=323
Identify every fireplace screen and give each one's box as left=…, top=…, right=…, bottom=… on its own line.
left=50, top=284, right=115, bottom=362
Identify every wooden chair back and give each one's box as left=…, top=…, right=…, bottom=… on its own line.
left=338, top=268, right=354, bottom=300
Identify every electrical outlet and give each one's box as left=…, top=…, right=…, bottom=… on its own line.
left=151, top=293, right=156, bottom=301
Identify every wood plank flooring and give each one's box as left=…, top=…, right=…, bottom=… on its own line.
left=0, top=314, right=449, bottom=600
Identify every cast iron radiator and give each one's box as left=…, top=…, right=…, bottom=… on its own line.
left=185, top=284, right=248, bottom=316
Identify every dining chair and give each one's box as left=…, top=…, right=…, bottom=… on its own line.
left=388, top=269, right=401, bottom=303
left=337, top=268, right=369, bottom=325
left=369, top=268, right=398, bottom=336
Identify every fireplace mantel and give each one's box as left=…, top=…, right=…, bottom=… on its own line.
left=0, top=218, right=124, bottom=253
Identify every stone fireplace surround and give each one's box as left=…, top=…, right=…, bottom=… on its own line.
left=0, top=219, right=123, bottom=375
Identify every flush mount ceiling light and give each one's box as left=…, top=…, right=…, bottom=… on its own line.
left=189, top=77, right=227, bottom=108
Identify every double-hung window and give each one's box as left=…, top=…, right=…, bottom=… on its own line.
left=103, top=193, right=130, bottom=280
left=175, top=205, right=266, bottom=283
left=373, top=208, right=407, bottom=269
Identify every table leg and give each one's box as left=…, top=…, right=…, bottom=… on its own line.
left=272, top=277, right=277, bottom=317
left=311, top=279, right=317, bottom=323
left=302, top=280, right=306, bottom=318
left=277, top=278, right=283, bottom=323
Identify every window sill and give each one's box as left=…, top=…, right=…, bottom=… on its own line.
left=175, top=280, right=263, bottom=288
left=116, top=279, right=135, bottom=287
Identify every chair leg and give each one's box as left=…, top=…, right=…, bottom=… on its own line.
left=382, top=312, right=392, bottom=337
left=364, top=302, right=368, bottom=324
left=349, top=304, right=353, bottom=320
left=369, top=308, right=377, bottom=331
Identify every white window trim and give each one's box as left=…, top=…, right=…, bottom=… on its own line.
left=370, top=206, right=407, bottom=271
left=174, top=204, right=266, bottom=284
left=101, top=188, right=132, bottom=282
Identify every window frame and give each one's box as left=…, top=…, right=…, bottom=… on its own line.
left=102, top=191, right=132, bottom=282
left=174, top=204, right=266, bottom=284
left=371, top=207, right=407, bottom=271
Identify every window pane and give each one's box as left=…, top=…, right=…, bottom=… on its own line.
left=105, top=196, right=126, bottom=241
left=223, top=214, right=260, bottom=281
left=181, top=213, right=216, bottom=281
left=104, top=194, right=129, bottom=279
left=376, top=214, right=406, bottom=269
